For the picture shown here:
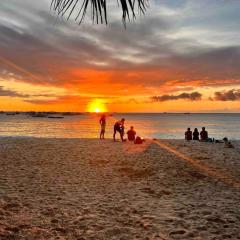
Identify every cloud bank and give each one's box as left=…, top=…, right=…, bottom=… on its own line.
left=0, top=86, right=29, bottom=98
left=212, top=89, right=240, bottom=101
left=151, top=92, right=202, bottom=102
left=0, top=0, right=240, bottom=111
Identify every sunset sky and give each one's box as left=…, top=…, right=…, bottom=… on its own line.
left=0, top=0, right=240, bottom=112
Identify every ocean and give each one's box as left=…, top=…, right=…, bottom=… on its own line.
left=0, top=113, right=240, bottom=140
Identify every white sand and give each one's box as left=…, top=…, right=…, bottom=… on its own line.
left=0, top=138, right=239, bottom=239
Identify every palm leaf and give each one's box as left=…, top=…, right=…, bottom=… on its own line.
left=51, top=0, right=148, bottom=25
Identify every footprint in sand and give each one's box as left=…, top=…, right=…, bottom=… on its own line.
left=206, top=215, right=226, bottom=224
left=5, top=226, right=20, bottom=233
left=141, top=187, right=172, bottom=198
left=3, top=202, right=21, bottom=213
left=169, top=229, right=188, bottom=238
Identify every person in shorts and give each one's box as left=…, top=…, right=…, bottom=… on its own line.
left=113, top=118, right=125, bottom=142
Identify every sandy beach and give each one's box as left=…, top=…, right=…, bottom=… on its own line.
left=0, top=138, right=239, bottom=239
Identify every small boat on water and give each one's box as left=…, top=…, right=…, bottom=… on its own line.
left=32, top=113, right=48, bottom=118
left=6, top=113, right=16, bottom=116
left=62, top=112, right=83, bottom=116
left=48, top=116, right=64, bottom=119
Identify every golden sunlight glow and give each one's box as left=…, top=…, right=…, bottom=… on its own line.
left=87, top=99, right=107, bottom=113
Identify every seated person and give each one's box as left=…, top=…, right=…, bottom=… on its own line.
left=127, top=126, right=136, bottom=141
left=134, top=136, right=143, bottom=144
left=200, top=127, right=208, bottom=141
left=185, top=128, right=192, bottom=141
left=223, top=137, right=234, bottom=148
left=193, top=128, right=199, bottom=140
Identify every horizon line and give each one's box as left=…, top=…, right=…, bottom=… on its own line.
left=1, top=111, right=240, bottom=114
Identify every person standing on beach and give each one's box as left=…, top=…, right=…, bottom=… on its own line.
left=113, top=118, right=125, bottom=142
left=185, top=128, right=192, bottom=141
left=99, top=114, right=106, bottom=139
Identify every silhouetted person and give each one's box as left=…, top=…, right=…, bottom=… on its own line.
left=134, top=136, right=143, bottom=144
left=185, top=128, right=192, bottom=141
left=127, top=126, right=136, bottom=141
left=99, top=114, right=106, bottom=139
left=193, top=128, right=199, bottom=140
left=113, top=118, right=125, bottom=142
left=200, top=127, right=208, bottom=141
left=223, top=137, right=234, bottom=148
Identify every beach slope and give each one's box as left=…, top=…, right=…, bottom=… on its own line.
left=0, top=138, right=239, bottom=239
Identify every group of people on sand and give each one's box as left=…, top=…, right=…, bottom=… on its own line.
left=99, top=114, right=234, bottom=147
left=185, top=127, right=234, bottom=147
left=185, top=127, right=209, bottom=141
left=99, top=114, right=142, bottom=143
left=100, top=115, right=127, bottom=141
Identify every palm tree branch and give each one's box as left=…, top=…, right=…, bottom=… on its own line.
left=51, top=0, right=147, bottom=24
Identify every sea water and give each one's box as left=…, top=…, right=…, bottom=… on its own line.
left=0, top=113, right=239, bottom=140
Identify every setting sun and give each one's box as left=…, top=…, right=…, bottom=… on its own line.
left=87, top=99, right=107, bottom=113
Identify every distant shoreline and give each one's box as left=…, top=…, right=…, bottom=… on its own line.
left=1, top=111, right=240, bottom=114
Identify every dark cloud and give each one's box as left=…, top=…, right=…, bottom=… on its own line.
left=212, top=89, right=240, bottom=101
left=23, top=95, right=116, bottom=105
left=0, top=0, right=240, bottom=94
left=151, top=92, right=202, bottom=102
left=0, top=86, right=29, bottom=98
left=0, top=86, right=58, bottom=99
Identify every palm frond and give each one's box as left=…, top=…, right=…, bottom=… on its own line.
left=51, top=0, right=148, bottom=25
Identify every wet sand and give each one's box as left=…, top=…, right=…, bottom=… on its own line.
left=0, top=138, right=239, bottom=239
